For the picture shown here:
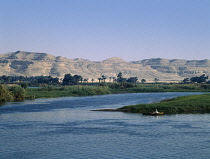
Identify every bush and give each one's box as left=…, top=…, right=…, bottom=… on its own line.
left=8, top=85, right=26, bottom=100
left=0, top=85, right=13, bottom=102
left=118, top=93, right=210, bottom=114
left=21, top=82, right=28, bottom=89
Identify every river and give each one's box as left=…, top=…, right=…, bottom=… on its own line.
left=0, top=92, right=210, bottom=159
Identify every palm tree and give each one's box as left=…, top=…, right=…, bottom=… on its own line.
left=83, top=78, right=88, bottom=84
left=109, top=77, right=112, bottom=82
left=101, top=75, right=106, bottom=83
left=98, top=78, right=102, bottom=83
left=154, top=78, right=159, bottom=83
left=91, top=79, right=94, bottom=84
left=154, top=78, right=159, bottom=88
left=141, top=79, right=146, bottom=83
left=80, top=78, right=83, bottom=84
left=113, top=77, right=116, bottom=83
left=74, top=75, right=83, bottom=84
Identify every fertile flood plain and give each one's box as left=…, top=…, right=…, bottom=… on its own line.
left=118, top=93, right=210, bottom=114
left=26, top=83, right=210, bottom=98
left=2, top=83, right=210, bottom=115
left=26, top=84, right=210, bottom=115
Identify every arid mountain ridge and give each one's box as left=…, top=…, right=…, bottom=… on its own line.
left=0, top=51, right=210, bottom=82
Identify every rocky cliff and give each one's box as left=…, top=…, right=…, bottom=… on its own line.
left=0, top=51, right=209, bottom=82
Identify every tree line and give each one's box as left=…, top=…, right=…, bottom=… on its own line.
left=2, top=73, right=210, bottom=87
left=0, top=72, right=145, bottom=86
left=183, top=74, right=210, bottom=84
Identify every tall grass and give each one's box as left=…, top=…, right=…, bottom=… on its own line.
left=27, top=85, right=111, bottom=98
left=111, top=83, right=210, bottom=93
left=26, top=83, right=210, bottom=99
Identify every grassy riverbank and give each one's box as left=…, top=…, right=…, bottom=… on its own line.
left=25, top=84, right=210, bottom=115
left=111, top=83, right=210, bottom=93
left=118, top=93, right=210, bottom=114
left=26, top=83, right=210, bottom=99
left=26, top=85, right=111, bottom=98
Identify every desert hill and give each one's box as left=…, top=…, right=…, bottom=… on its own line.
left=0, top=51, right=209, bottom=82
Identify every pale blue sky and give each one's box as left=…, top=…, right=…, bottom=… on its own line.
left=1, top=0, right=210, bottom=61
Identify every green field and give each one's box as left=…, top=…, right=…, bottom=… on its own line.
left=25, top=83, right=210, bottom=99
left=118, top=93, right=210, bottom=114
left=111, top=83, right=210, bottom=93
left=26, top=85, right=111, bottom=98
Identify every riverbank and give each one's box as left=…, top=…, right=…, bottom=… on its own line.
left=26, top=83, right=210, bottom=99
left=26, top=85, right=111, bottom=98
left=117, top=93, right=210, bottom=114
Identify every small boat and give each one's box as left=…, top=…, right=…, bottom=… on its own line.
left=151, top=109, right=164, bottom=115
left=143, top=109, right=164, bottom=116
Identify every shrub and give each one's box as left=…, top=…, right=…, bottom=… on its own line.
left=8, top=85, right=26, bottom=100
left=0, top=85, right=13, bottom=102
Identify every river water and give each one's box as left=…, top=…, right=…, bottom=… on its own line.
left=0, top=92, right=210, bottom=159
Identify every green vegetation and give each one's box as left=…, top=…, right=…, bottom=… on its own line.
left=26, top=85, right=111, bottom=98
left=118, top=93, right=210, bottom=114
left=0, top=85, right=13, bottom=102
left=109, top=83, right=210, bottom=93
left=2, top=72, right=210, bottom=105
left=0, top=85, right=27, bottom=102
left=2, top=82, right=210, bottom=115
left=25, top=83, right=210, bottom=99
left=183, top=74, right=209, bottom=84
left=2, top=82, right=210, bottom=102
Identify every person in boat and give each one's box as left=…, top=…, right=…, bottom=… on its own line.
left=151, top=109, right=164, bottom=115
left=153, top=109, right=159, bottom=114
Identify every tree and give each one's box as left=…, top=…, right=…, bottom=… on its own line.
left=101, top=75, right=106, bottom=83
left=117, top=72, right=127, bottom=83
left=50, top=77, right=60, bottom=85
left=1, top=75, right=11, bottom=83
left=74, top=75, right=83, bottom=84
left=127, top=77, right=138, bottom=83
left=154, top=78, right=159, bottom=83
left=91, top=79, right=94, bottom=84
left=80, top=78, right=83, bottom=83
left=21, top=82, right=28, bottom=89
left=8, top=86, right=26, bottom=100
left=0, top=85, right=13, bottom=102
left=62, top=74, right=75, bottom=85
left=117, top=72, right=122, bottom=79
left=98, top=78, right=102, bottom=83
left=113, top=77, right=117, bottom=83
left=183, top=78, right=190, bottom=84
left=154, top=78, right=159, bottom=88
left=141, top=79, right=146, bottom=83
left=190, top=74, right=209, bottom=83
left=83, top=78, right=88, bottom=84
left=109, top=77, right=112, bottom=82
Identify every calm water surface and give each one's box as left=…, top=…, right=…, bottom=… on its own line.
left=0, top=92, right=210, bottom=159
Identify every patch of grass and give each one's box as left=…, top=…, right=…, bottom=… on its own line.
left=26, top=83, right=210, bottom=100
left=26, top=85, right=111, bottom=98
left=110, top=83, right=210, bottom=93
left=118, top=93, right=210, bottom=114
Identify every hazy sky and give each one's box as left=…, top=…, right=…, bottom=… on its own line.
left=1, top=0, right=210, bottom=61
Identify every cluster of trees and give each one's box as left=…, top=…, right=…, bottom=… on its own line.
left=0, top=74, right=91, bottom=86
left=62, top=74, right=83, bottom=85
left=183, top=74, right=209, bottom=84
left=0, top=72, right=145, bottom=86
left=0, top=75, right=60, bottom=86
left=116, top=72, right=138, bottom=83
left=98, top=72, right=142, bottom=84
left=0, top=85, right=26, bottom=102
